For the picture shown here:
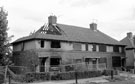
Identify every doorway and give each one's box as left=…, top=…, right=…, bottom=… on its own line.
left=39, top=57, right=48, bottom=72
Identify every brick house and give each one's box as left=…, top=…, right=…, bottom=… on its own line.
left=12, top=16, right=126, bottom=72
left=120, top=32, right=135, bottom=68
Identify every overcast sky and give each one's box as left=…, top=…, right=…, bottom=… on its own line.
left=1, top=0, right=135, bottom=42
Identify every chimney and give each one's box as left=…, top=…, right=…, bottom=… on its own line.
left=127, top=32, right=133, bottom=39
left=48, top=15, right=57, bottom=25
left=90, top=23, right=97, bottom=31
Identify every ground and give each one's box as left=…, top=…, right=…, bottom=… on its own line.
left=27, top=71, right=135, bottom=84
left=5, top=71, right=135, bottom=84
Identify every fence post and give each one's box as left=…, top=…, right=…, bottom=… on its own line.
left=111, top=69, right=113, bottom=79
left=75, top=71, right=78, bottom=84
left=4, top=65, right=8, bottom=84
left=9, top=75, right=11, bottom=84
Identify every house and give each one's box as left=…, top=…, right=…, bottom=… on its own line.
left=12, top=15, right=126, bottom=72
left=120, top=32, right=135, bottom=69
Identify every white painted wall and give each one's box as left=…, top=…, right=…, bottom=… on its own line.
left=35, top=40, right=51, bottom=49
left=61, top=42, right=73, bottom=50
left=13, top=40, right=37, bottom=51
left=81, top=44, right=86, bottom=51
left=24, top=40, right=36, bottom=50
left=13, top=43, right=22, bottom=51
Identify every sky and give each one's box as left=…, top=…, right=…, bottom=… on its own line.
left=0, top=0, right=135, bottom=42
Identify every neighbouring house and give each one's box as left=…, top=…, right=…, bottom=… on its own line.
left=120, top=32, right=135, bottom=69
left=12, top=15, right=126, bottom=72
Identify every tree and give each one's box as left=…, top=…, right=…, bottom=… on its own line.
left=0, top=7, right=11, bottom=65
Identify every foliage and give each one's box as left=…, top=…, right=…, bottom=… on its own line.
left=21, top=71, right=102, bottom=82
left=0, top=7, right=13, bottom=65
left=13, top=50, right=39, bottom=72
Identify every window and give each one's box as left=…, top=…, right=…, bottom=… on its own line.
left=113, top=46, right=119, bottom=52
left=92, top=44, right=96, bottom=51
left=112, top=56, right=121, bottom=67
left=107, top=46, right=113, bottom=52
left=88, top=44, right=93, bottom=51
left=119, top=47, right=122, bottom=53
left=99, top=44, right=106, bottom=52
left=51, top=40, right=61, bottom=48
left=73, top=43, right=82, bottom=50
left=41, top=40, right=44, bottom=48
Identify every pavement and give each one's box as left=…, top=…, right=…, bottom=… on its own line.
left=6, top=71, right=135, bottom=84
left=28, top=76, right=109, bottom=84
left=28, top=71, right=135, bottom=84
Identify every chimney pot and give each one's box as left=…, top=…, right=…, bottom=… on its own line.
left=127, top=32, right=132, bottom=38
left=90, top=23, right=97, bottom=31
left=48, top=15, right=57, bottom=25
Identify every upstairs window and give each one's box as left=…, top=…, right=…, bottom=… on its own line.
left=73, top=43, right=82, bottom=51
left=113, top=46, right=119, bottom=52
left=51, top=40, right=61, bottom=48
left=88, top=44, right=93, bottom=51
left=40, top=40, right=44, bottom=48
left=99, top=44, right=106, bottom=52
left=92, top=44, right=96, bottom=51
left=107, top=46, right=113, bottom=52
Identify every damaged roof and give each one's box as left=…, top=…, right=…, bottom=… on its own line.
left=12, top=23, right=124, bottom=46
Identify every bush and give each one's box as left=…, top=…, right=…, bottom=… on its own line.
left=102, top=70, right=118, bottom=76
left=0, top=74, right=4, bottom=84
left=19, top=70, right=103, bottom=82
left=24, top=72, right=50, bottom=82
left=53, top=71, right=102, bottom=80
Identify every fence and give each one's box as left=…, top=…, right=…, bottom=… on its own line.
left=0, top=63, right=106, bottom=83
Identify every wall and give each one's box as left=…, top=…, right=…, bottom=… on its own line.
left=13, top=40, right=37, bottom=51
left=24, top=40, right=36, bottom=50
left=61, top=42, right=73, bottom=50
left=13, top=43, right=22, bottom=51
left=126, top=49, right=135, bottom=67
left=35, top=40, right=50, bottom=49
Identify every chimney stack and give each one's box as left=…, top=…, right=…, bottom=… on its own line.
left=127, top=32, right=133, bottom=39
left=90, top=23, right=97, bottom=31
left=48, top=15, right=57, bottom=25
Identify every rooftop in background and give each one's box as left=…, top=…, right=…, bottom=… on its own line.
left=120, top=32, right=135, bottom=48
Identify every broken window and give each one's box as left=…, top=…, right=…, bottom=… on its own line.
left=51, top=40, right=61, bottom=48
left=40, top=40, right=44, bottom=48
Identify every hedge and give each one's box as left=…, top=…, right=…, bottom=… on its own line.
left=23, top=70, right=103, bottom=83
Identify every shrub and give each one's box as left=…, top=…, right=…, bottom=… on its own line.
left=0, top=74, right=4, bottom=83
left=19, top=70, right=103, bottom=82
left=102, top=70, right=118, bottom=76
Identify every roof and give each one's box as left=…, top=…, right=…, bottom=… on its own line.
left=12, top=23, right=124, bottom=46
left=120, top=37, right=135, bottom=48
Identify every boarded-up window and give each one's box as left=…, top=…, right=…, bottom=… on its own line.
left=99, top=44, right=106, bottom=52
left=107, top=46, right=113, bottom=52
left=88, top=44, right=93, bottom=51
left=73, top=43, right=82, bottom=50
